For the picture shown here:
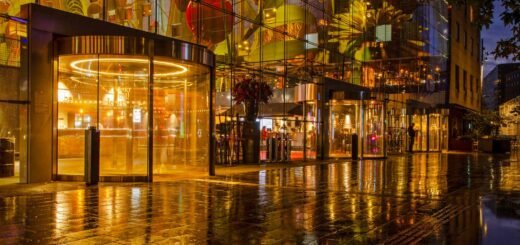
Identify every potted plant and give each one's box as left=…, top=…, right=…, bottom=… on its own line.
left=232, top=76, right=273, bottom=163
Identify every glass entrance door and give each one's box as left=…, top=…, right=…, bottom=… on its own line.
left=152, top=58, right=211, bottom=176
left=329, top=101, right=359, bottom=158
left=57, top=55, right=99, bottom=176
left=57, top=55, right=149, bottom=177
left=97, top=55, right=149, bottom=176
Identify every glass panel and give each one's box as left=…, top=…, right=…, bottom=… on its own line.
left=386, top=106, right=407, bottom=154
left=411, top=114, right=427, bottom=152
left=329, top=102, right=359, bottom=158
left=0, top=19, right=27, bottom=183
left=57, top=55, right=98, bottom=176
left=363, top=101, right=384, bottom=157
left=305, top=102, right=317, bottom=159
left=156, top=0, right=193, bottom=40
left=429, top=114, right=441, bottom=151
left=98, top=55, right=148, bottom=176
left=0, top=104, right=27, bottom=184
left=441, top=115, right=449, bottom=151
left=104, top=0, right=153, bottom=30
left=153, top=57, right=210, bottom=175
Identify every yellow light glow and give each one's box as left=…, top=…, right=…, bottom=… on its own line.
left=70, top=58, right=188, bottom=77
left=57, top=82, right=72, bottom=102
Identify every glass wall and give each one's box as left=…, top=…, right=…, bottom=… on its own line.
left=2, top=0, right=453, bottom=165
left=411, top=114, right=427, bottom=152
left=0, top=15, right=28, bottom=184
left=153, top=58, right=210, bottom=174
left=329, top=101, right=358, bottom=158
left=362, top=101, right=384, bottom=157
left=97, top=55, right=149, bottom=176
left=57, top=53, right=210, bottom=178
left=57, top=55, right=99, bottom=176
left=387, top=105, right=407, bottom=154
left=429, top=113, right=441, bottom=151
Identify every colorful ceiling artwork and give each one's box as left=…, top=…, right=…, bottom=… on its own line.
left=328, top=0, right=424, bottom=62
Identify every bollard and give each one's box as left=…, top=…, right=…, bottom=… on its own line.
left=0, top=138, right=14, bottom=177
left=351, top=134, right=358, bottom=160
left=268, top=138, right=275, bottom=162
left=85, top=126, right=100, bottom=185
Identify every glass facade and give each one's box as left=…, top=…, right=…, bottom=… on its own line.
left=0, top=0, right=463, bottom=183
left=0, top=14, right=27, bottom=184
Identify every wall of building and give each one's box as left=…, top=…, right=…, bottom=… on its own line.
left=449, top=3, right=482, bottom=112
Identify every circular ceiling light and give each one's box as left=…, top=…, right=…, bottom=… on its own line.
left=69, top=58, right=188, bottom=77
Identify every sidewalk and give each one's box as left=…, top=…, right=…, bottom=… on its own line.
left=0, top=160, right=342, bottom=198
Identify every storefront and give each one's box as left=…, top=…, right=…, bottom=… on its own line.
left=16, top=4, right=215, bottom=183
left=55, top=37, right=213, bottom=181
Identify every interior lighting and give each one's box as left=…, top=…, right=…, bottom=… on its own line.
left=57, top=82, right=72, bottom=102
left=70, top=58, right=188, bottom=77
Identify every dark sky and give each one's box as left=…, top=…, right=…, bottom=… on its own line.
left=482, top=0, right=514, bottom=76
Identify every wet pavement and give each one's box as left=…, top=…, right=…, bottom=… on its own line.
left=0, top=152, right=519, bottom=244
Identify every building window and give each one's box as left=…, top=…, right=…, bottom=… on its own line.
left=464, top=31, right=467, bottom=49
left=456, top=22, right=460, bottom=42
left=470, top=6, right=475, bottom=22
left=455, top=65, right=460, bottom=91
left=470, top=75, right=473, bottom=92
left=471, top=37, right=474, bottom=56
left=463, top=69, right=467, bottom=100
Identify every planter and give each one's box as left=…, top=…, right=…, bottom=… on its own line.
left=242, top=120, right=260, bottom=164
left=478, top=138, right=511, bottom=153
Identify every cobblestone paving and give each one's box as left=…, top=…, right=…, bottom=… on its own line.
left=1, top=153, right=519, bottom=244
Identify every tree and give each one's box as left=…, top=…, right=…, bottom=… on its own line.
left=492, top=0, right=520, bottom=61
left=449, top=0, right=520, bottom=61
left=464, top=110, right=509, bottom=138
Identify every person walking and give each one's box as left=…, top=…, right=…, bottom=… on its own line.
left=408, top=123, right=416, bottom=153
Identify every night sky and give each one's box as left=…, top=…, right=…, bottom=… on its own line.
left=482, top=0, right=514, bottom=75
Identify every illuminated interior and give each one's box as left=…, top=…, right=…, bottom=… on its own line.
left=329, top=101, right=359, bottom=158
left=57, top=54, right=210, bottom=177
left=363, top=101, right=385, bottom=157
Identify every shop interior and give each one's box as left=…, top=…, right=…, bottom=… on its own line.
left=56, top=54, right=210, bottom=178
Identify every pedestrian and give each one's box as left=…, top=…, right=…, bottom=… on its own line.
left=408, top=123, right=416, bottom=153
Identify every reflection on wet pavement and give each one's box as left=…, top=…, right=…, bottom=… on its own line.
left=1, top=153, right=519, bottom=244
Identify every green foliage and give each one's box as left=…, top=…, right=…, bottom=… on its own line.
left=464, top=110, right=509, bottom=138
left=494, top=0, right=520, bottom=61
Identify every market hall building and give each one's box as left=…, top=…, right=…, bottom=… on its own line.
left=0, top=0, right=481, bottom=184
